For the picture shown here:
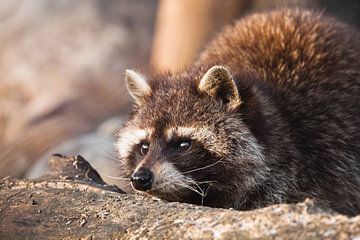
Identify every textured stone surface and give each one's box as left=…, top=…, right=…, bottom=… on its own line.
left=26, top=117, right=123, bottom=187
left=2, top=178, right=360, bottom=240
left=1, top=155, right=360, bottom=239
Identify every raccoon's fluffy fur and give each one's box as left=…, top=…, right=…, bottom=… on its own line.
left=116, top=9, right=360, bottom=215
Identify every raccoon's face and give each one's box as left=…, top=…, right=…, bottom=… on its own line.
left=116, top=66, right=267, bottom=208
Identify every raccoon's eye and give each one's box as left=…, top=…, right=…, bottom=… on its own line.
left=178, top=140, right=191, bottom=152
left=140, top=143, right=149, bottom=155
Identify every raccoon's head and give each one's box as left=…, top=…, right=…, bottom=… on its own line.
left=116, top=65, right=268, bottom=208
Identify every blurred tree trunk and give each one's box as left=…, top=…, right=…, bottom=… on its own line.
left=150, top=0, right=247, bottom=72
left=150, top=0, right=360, bottom=72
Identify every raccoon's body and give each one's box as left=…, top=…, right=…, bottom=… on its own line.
left=116, top=9, right=360, bottom=215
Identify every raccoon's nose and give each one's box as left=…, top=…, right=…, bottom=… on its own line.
left=131, top=167, right=153, bottom=191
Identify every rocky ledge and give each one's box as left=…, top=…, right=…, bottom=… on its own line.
left=1, top=155, right=359, bottom=240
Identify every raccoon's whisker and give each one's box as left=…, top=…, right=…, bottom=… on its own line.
left=187, top=179, right=203, bottom=194
left=163, top=175, right=206, bottom=197
left=189, top=180, right=210, bottom=206
left=151, top=174, right=189, bottom=195
left=183, top=158, right=224, bottom=175
left=118, top=181, right=132, bottom=187
left=151, top=180, right=200, bottom=200
left=196, top=180, right=217, bottom=184
left=91, top=152, right=120, bottom=163
left=201, top=183, right=213, bottom=206
left=102, top=174, right=131, bottom=181
left=177, top=182, right=205, bottom=197
left=174, top=178, right=196, bottom=191
left=185, top=179, right=211, bottom=198
left=126, top=181, right=132, bottom=185
left=152, top=180, right=178, bottom=192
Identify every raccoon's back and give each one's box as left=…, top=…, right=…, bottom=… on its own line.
left=198, top=9, right=360, bottom=158
left=198, top=9, right=360, bottom=89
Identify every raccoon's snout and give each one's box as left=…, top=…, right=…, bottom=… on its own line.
left=131, top=167, right=154, bottom=191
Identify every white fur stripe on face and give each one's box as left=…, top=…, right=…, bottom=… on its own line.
left=165, top=126, right=196, bottom=141
left=164, top=126, right=228, bottom=156
left=115, top=128, right=150, bottom=158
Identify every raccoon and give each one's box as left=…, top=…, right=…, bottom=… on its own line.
left=116, top=9, right=360, bottom=215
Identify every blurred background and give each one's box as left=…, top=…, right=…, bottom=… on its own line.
left=0, top=0, right=359, bottom=189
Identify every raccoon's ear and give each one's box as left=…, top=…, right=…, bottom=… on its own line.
left=125, top=69, right=152, bottom=105
left=199, top=66, right=241, bottom=110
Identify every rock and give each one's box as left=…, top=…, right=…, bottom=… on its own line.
left=26, top=117, right=124, bottom=188
left=1, top=154, right=360, bottom=239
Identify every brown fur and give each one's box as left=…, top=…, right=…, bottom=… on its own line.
left=117, top=9, right=360, bottom=215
